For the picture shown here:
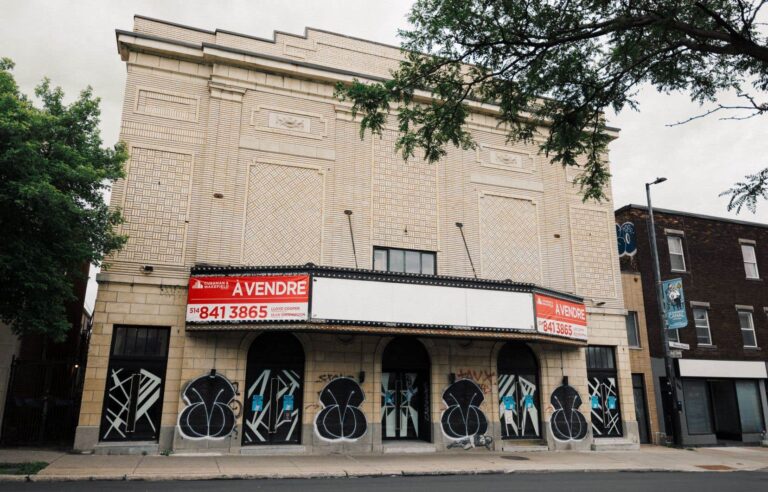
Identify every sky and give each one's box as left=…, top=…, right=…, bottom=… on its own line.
left=3, top=0, right=767, bottom=308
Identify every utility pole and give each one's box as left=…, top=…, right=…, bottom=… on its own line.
left=646, top=177, right=683, bottom=446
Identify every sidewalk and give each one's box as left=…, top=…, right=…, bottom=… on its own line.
left=1, top=445, right=767, bottom=482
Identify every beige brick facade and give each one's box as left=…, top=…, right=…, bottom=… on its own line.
left=74, top=16, right=638, bottom=454
left=622, top=272, right=662, bottom=443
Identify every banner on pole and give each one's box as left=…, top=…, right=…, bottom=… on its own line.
left=662, top=278, right=688, bottom=330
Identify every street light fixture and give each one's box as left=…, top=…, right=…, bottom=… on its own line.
left=645, top=177, right=682, bottom=446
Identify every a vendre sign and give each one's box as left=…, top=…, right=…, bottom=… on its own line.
left=186, top=275, right=309, bottom=322
left=534, top=293, right=588, bottom=341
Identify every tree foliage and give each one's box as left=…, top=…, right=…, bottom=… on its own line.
left=336, top=0, right=768, bottom=209
left=0, top=58, right=127, bottom=340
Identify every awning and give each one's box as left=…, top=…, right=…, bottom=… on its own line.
left=184, top=322, right=587, bottom=346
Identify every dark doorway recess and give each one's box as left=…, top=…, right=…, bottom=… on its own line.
left=632, top=374, right=651, bottom=444
left=497, top=343, right=541, bottom=439
left=381, top=337, right=431, bottom=441
left=242, top=332, right=305, bottom=445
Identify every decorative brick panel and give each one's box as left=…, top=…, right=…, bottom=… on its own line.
left=117, top=147, right=192, bottom=265
left=242, top=162, right=324, bottom=265
left=136, top=88, right=199, bottom=122
left=479, top=193, right=542, bottom=283
left=570, top=206, right=616, bottom=298
left=372, top=130, right=438, bottom=251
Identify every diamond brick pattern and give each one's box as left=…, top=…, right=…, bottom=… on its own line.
left=480, top=195, right=541, bottom=283
left=118, top=147, right=191, bottom=265
left=570, top=207, right=616, bottom=298
left=372, top=130, right=438, bottom=250
left=243, top=163, right=323, bottom=265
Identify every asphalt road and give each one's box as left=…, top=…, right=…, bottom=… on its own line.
left=2, top=472, right=768, bottom=492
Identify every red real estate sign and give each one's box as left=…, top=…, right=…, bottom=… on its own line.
left=186, top=275, right=309, bottom=322
left=534, top=293, right=588, bottom=341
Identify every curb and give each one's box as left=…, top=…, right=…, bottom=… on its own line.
left=16, top=466, right=767, bottom=482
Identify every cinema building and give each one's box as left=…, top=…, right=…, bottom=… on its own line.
left=74, top=16, right=639, bottom=454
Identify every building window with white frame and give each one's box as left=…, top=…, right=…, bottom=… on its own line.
left=693, top=307, right=712, bottom=345
left=738, top=309, right=757, bottom=348
left=667, top=235, right=686, bottom=272
left=625, top=311, right=640, bottom=348
left=740, top=243, right=759, bottom=279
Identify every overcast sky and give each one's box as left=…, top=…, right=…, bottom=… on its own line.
left=3, top=1, right=767, bottom=307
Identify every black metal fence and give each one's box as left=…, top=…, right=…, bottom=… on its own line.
left=1, top=358, right=84, bottom=446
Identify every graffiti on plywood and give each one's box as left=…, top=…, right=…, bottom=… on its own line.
left=550, top=383, right=588, bottom=441
left=177, top=372, right=238, bottom=440
left=315, top=377, right=367, bottom=441
left=440, top=379, right=491, bottom=449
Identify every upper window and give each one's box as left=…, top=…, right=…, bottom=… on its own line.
left=693, top=307, right=712, bottom=346
left=373, top=247, right=436, bottom=275
left=738, top=310, right=758, bottom=348
left=112, top=325, right=170, bottom=359
left=668, top=326, right=680, bottom=343
left=625, top=311, right=640, bottom=348
left=667, top=236, right=686, bottom=272
left=741, top=244, right=759, bottom=279
left=586, top=346, right=616, bottom=370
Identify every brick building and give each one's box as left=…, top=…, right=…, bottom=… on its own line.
left=616, top=205, right=768, bottom=446
left=74, top=15, right=640, bottom=454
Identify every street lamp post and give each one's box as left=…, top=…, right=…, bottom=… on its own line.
left=645, top=177, right=683, bottom=446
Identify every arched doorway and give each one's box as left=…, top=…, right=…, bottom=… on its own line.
left=381, top=337, right=431, bottom=441
left=497, top=343, right=541, bottom=439
left=242, top=332, right=304, bottom=445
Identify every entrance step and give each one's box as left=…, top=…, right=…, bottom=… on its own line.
left=240, top=445, right=307, bottom=456
left=500, top=440, right=548, bottom=453
left=383, top=441, right=436, bottom=454
left=591, top=438, right=640, bottom=451
left=94, top=441, right=159, bottom=455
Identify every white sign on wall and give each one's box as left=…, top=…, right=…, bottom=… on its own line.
left=310, top=277, right=535, bottom=331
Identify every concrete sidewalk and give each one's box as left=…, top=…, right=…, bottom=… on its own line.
left=0, top=446, right=767, bottom=482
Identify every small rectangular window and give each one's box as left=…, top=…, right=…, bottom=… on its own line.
left=693, top=308, right=712, bottom=345
left=373, top=249, right=387, bottom=271
left=586, top=346, right=616, bottom=370
left=741, top=244, right=759, bottom=279
left=738, top=310, right=757, bottom=347
left=373, top=247, right=437, bottom=275
left=112, top=326, right=169, bottom=358
left=667, top=236, right=686, bottom=272
left=625, top=311, right=640, bottom=348
left=668, top=326, right=680, bottom=343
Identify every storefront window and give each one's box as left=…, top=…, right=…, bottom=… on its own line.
left=683, top=379, right=713, bottom=434
left=736, top=381, right=765, bottom=434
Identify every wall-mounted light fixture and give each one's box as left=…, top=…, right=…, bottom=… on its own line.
left=359, top=371, right=366, bottom=384
left=562, top=376, right=569, bottom=386
left=448, top=373, right=456, bottom=384
left=209, top=368, right=217, bottom=379
left=142, top=265, right=154, bottom=273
